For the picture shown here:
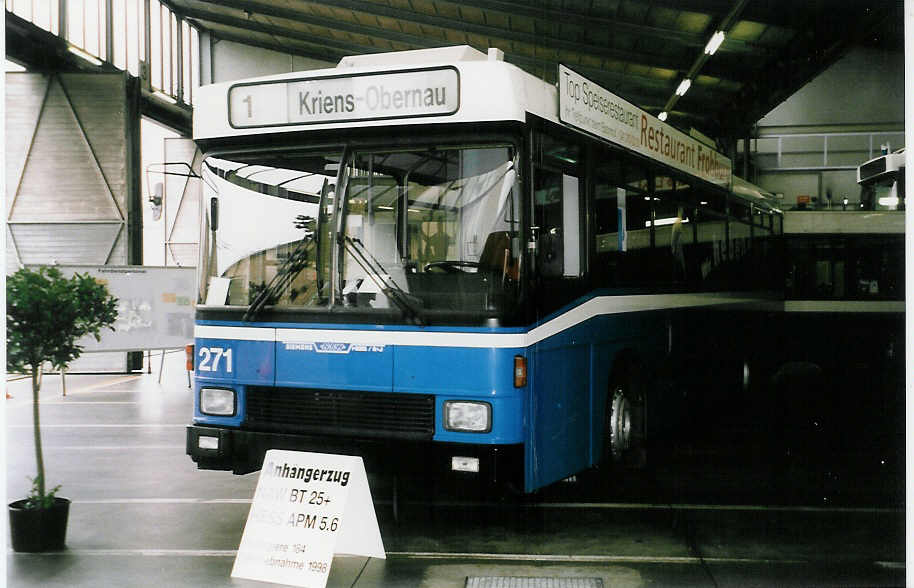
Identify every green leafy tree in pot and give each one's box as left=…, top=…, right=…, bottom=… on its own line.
left=6, top=267, right=118, bottom=507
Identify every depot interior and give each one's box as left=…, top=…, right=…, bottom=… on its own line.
left=3, top=0, right=907, bottom=585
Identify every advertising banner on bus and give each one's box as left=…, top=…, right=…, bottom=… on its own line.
left=558, top=64, right=731, bottom=186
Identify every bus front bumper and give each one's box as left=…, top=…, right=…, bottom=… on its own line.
left=186, top=425, right=523, bottom=487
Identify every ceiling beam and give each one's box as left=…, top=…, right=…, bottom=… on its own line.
left=430, top=0, right=772, bottom=53
left=197, top=0, right=700, bottom=47
left=177, top=4, right=428, bottom=53
left=201, top=27, right=350, bottom=66
left=178, top=7, right=399, bottom=57
left=642, top=0, right=834, bottom=30
left=526, top=59, right=723, bottom=105
left=141, top=89, right=193, bottom=135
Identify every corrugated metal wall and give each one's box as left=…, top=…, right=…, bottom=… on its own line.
left=5, top=72, right=142, bottom=372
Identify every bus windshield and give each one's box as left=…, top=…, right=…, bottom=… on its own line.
left=340, top=145, right=521, bottom=321
left=198, top=151, right=338, bottom=311
left=198, top=144, right=522, bottom=323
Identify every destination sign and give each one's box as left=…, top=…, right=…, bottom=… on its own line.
left=558, top=64, right=731, bottom=186
left=228, top=67, right=460, bottom=128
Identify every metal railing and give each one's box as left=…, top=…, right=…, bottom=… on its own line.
left=753, top=130, right=904, bottom=172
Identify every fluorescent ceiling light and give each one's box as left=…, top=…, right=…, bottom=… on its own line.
left=675, top=79, right=691, bottom=97
left=647, top=217, right=689, bottom=227
left=67, top=46, right=103, bottom=66
left=704, top=31, right=726, bottom=55
left=658, top=111, right=668, bottom=122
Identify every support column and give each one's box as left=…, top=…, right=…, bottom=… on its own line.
left=743, top=132, right=750, bottom=181
left=105, top=0, right=114, bottom=64
left=58, top=0, right=67, bottom=38
left=143, top=0, right=152, bottom=91
left=176, top=14, right=184, bottom=103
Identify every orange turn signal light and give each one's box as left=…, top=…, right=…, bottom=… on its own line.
left=185, top=344, right=195, bottom=371
left=514, top=355, right=527, bottom=388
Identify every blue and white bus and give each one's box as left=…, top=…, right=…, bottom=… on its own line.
left=186, top=46, right=782, bottom=492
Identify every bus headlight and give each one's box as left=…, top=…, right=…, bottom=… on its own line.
left=200, top=388, right=236, bottom=416
left=444, top=401, right=491, bottom=433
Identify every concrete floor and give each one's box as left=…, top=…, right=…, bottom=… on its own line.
left=4, top=352, right=905, bottom=587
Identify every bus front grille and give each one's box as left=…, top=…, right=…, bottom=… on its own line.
left=244, top=387, right=436, bottom=441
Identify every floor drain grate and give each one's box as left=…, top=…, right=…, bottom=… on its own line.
left=466, top=578, right=604, bottom=588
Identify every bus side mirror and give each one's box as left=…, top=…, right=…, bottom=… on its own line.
left=149, top=182, right=163, bottom=221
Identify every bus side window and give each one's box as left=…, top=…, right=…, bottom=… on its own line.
left=534, top=170, right=581, bottom=278
left=592, top=156, right=650, bottom=287
left=534, top=131, right=583, bottom=280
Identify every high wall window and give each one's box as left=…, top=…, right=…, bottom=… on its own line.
left=111, top=0, right=145, bottom=77
left=7, top=0, right=199, bottom=105
left=7, top=0, right=59, bottom=34
left=67, top=0, right=105, bottom=58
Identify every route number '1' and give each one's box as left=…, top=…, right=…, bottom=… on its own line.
left=242, top=95, right=252, bottom=118
left=198, top=347, right=233, bottom=373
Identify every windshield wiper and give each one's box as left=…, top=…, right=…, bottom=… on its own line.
left=343, top=235, right=424, bottom=325
left=242, top=218, right=314, bottom=322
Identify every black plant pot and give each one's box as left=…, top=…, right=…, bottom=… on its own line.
left=8, top=497, right=70, bottom=552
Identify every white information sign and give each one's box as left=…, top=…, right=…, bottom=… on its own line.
left=558, top=64, right=731, bottom=186
left=229, top=67, right=459, bottom=128
left=49, top=265, right=195, bottom=351
left=231, top=450, right=385, bottom=588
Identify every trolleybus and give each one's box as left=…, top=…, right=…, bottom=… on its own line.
left=186, top=46, right=782, bottom=492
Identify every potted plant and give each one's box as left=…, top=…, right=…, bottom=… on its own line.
left=6, top=266, right=118, bottom=552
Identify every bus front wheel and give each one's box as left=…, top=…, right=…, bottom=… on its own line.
left=604, top=365, right=647, bottom=468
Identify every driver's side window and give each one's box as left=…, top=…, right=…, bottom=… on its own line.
left=534, top=132, right=582, bottom=280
